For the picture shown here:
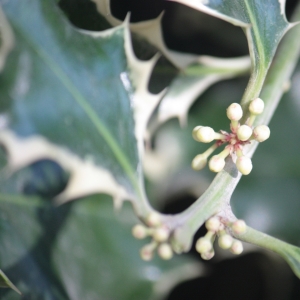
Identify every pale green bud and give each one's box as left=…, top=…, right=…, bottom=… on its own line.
left=192, top=126, right=202, bottom=141
left=193, top=126, right=215, bottom=143
left=253, top=125, right=270, bottom=142
left=205, top=217, right=221, bottom=232
left=196, top=237, right=212, bottom=254
left=218, top=234, right=233, bottom=249
left=237, top=125, right=253, bottom=141
left=157, top=243, right=173, bottom=260
left=209, top=155, right=225, bottom=173
left=232, top=220, right=247, bottom=234
left=132, top=224, right=148, bottom=239
left=230, top=240, right=243, bottom=255
left=227, top=103, right=243, bottom=121
left=201, top=250, right=215, bottom=260
left=249, top=98, right=264, bottom=115
left=236, top=156, right=252, bottom=175
left=191, top=154, right=207, bottom=171
left=146, top=212, right=161, bottom=227
left=153, top=227, right=169, bottom=242
left=140, top=243, right=155, bottom=261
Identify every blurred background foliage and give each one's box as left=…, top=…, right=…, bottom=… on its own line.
left=0, top=0, right=300, bottom=298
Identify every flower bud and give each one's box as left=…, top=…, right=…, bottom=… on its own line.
left=205, top=217, right=221, bottom=232
left=232, top=220, right=247, bottom=234
left=193, top=126, right=215, bottom=143
left=201, top=250, right=215, bottom=260
left=209, top=155, right=225, bottom=173
left=253, top=125, right=270, bottom=142
left=236, top=156, right=252, bottom=175
left=226, top=103, right=243, bottom=121
left=192, top=126, right=202, bottom=141
left=132, top=224, right=148, bottom=239
left=146, top=212, right=161, bottom=227
left=230, top=240, right=243, bottom=255
left=140, top=243, right=155, bottom=261
left=157, top=243, right=173, bottom=260
left=249, top=98, right=264, bottom=115
left=218, top=234, right=233, bottom=249
left=237, top=125, right=253, bottom=141
left=196, top=237, right=212, bottom=254
left=153, top=227, right=169, bottom=242
left=191, top=154, right=207, bottom=171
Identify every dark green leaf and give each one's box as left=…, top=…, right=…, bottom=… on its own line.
left=52, top=195, right=201, bottom=300
left=0, top=167, right=200, bottom=299
left=0, top=0, right=141, bottom=203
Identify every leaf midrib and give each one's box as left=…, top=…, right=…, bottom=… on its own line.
left=244, top=1, right=266, bottom=69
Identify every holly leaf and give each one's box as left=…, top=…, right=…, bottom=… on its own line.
left=52, top=195, right=202, bottom=300
left=157, top=56, right=250, bottom=125
left=91, top=0, right=252, bottom=127
left=92, top=0, right=201, bottom=69
left=171, top=0, right=293, bottom=70
left=0, top=162, right=201, bottom=299
left=0, top=0, right=164, bottom=216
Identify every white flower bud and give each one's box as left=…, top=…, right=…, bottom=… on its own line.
left=153, top=227, right=169, bottom=242
left=146, top=212, right=161, bottom=227
left=191, top=154, right=207, bottom=171
left=249, top=98, right=264, bottom=115
left=209, top=155, right=225, bottom=173
left=232, top=220, right=247, bottom=234
left=157, top=243, right=173, bottom=260
left=196, top=237, right=212, bottom=254
left=218, top=234, right=233, bottom=249
left=236, top=156, right=252, bottom=175
left=132, top=224, right=148, bottom=239
left=192, top=126, right=202, bottom=141
left=140, top=244, right=155, bottom=261
left=226, top=103, right=243, bottom=121
left=237, top=125, right=253, bottom=141
left=193, top=126, right=215, bottom=143
left=205, top=217, right=221, bottom=232
left=230, top=240, right=243, bottom=255
left=253, top=125, right=270, bottom=142
left=201, top=250, right=215, bottom=260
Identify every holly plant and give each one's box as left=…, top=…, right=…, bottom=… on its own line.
left=0, top=0, right=300, bottom=299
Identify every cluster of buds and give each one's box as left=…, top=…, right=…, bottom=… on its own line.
left=196, top=217, right=247, bottom=260
left=132, top=212, right=173, bottom=261
left=192, top=98, right=270, bottom=175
